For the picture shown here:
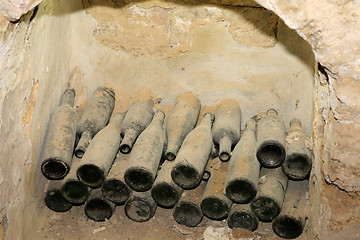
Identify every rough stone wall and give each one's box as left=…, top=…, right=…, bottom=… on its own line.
left=0, top=0, right=359, bottom=239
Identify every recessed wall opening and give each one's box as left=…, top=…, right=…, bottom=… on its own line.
left=18, top=0, right=316, bottom=239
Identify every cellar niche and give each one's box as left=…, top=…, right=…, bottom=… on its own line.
left=0, top=0, right=318, bottom=239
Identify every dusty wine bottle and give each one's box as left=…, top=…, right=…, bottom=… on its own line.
left=173, top=181, right=206, bottom=227
left=272, top=180, right=308, bottom=239
left=283, top=119, right=312, bottom=180
left=227, top=203, right=258, bottom=231
left=45, top=180, right=73, bottom=212
left=125, top=190, right=157, bottom=222
left=202, top=147, right=220, bottom=181
left=124, top=110, right=165, bottom=192
left=256, top=109, right=286, bottom=168
left=61, top=156, right=90, bottom=205
left=165, top=92, right=201, bottom=161
left=84, top=188, right=116, bottom=222
left=171, top=112, right=215, bottom=189
left=201, top=159, right=232, bottom=220
left=151, top=160, right=184, bottom=208
left=41, top=88, right=78, bottom=180
left=119, top=99, right=154, bottom=154
left=250, top=167, right=288, bottom=222
left=77, top=113, right=124, bottom=189
left=102, top=154, right=131, bottom=205
left=226, top=119, right=260, bottom=203
left=75, top=87, right=115, bottom=158
left=212, top=99, right=241, bottom=162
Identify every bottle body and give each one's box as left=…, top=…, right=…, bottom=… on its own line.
left=125, top=191, right=157, bottom=222
left=61, top=156, right=90, bottom=205
left=272, top=180, right=308, bottom=239
left=250, top=167, right=288, bottom=222
left=151, top=160, right=184, bottom=208
left=102, top=155, right=131, bottom=205
left=256, top=109, right=286, bottom=168
left=77, top=113, right=124, bottom=188
left=124, top=110, right=165, bottom=192
left=165, top=92, right=201, bottom=161
left=283, top=119, right=312, bottom=180
left=212, top=99, right=241, bottom=162
left=171, top=113, right=215, bottom=189
left=173, top=181, right=207, bottom=227
left=226, top=119, right=260, bottom=203
left=75, top=87, right=115, bottom=158
left=84, top=188, right=116, bottom=222
left=45, top=180, right=73, bottom=212
left=41, top=88, right=78, bottom=180
left=201, top=159, right=232, bottom=220
left=120, top=99, right=154, bottom=154
left=227, top=203, right=258, bottom=231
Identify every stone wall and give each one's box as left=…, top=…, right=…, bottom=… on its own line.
left=0, top=0, right=359, bottom=239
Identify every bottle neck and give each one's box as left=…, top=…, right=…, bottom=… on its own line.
left=61, top=88, right=75, bottom=107
left=200, top=113, right=214, bottom=128
left=109, top=113, right=125, bottom=129
left=151, top=110, right=165, bottom=127
left=245, top=119, right=256, bottom=132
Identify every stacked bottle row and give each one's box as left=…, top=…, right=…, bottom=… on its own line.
left=41, top=87, right=312, bottom=239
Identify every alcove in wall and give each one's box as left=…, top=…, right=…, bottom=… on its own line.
left=21, top=0, right=315, bottom=239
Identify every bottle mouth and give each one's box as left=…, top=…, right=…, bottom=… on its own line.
left=165, top=152, right=176, bottom=161
left=102, top=179, right=131, bottom=205
left=201, top=196, right=230, bottom=220
left=77, top=164, right=105, bottom=188
left=41, top=159, right=69, bottom=180
left=219, top=152, right=231, bottom=162
left=124, top=167, right=153, bottom=192
left=228, top=209, right=258, bottom=231
left=173, top=202, right=203, bottom=227
left=250, top=196, right=281, bottom=222
left=119, top=144, right=131, bottom=154
left=74, top=148, right=85, bottom=158
left=61, top=180, right=90, bottom=205
left=272, top=215, right=304, bottom=239
left=226, top=178, right=257, bottom=204
left=151, top=182, right=181, bottom=208
left=125, top=197, right=154, bottom=222
left=283, top=153, right=311, bottom=180
left=85, top=198, right=114, bottom=222
left=256, top=141, right=286, bottom=168
left=171, top=164, right=200, bottom=189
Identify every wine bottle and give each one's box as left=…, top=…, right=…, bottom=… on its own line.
left=226, top=119, right=260, bottom=203
left=75, top=87, right=115, bottom=158
left=61, top=156, right=90, bottom=205
left=119, top=99, right=154, bottom=154
left=84, top=188, right=116, bottom=222
left=125, top=190, right=157, bottom=222
left=256, top=109, right=286, bottom=168
left=283, top=119, right=312, bottom=180
left=151, top=160, right=184, bottom=208
left=124, top=110, right=165, bottom=192
left=201, top=159, right=232, bottom=220
left=272, top=180, right=307, bottom=239
left=171, top=112, right=214, bottom=189
left=41, top=88, right=78, bottom=180
left=77, top=113, right=124, bottom=188
left=45, top=180, right=73, bottom=212
left=165, top=92, right=201, bottom=161
left=173, top=181, right=206, bottom=227
left=250, top=167, right=288, bottom=222
left=102, top=154, right=131, bottom=205
left=227, top=203, right=258, bottom=231
left=212, top=99, right=241, bottom=162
